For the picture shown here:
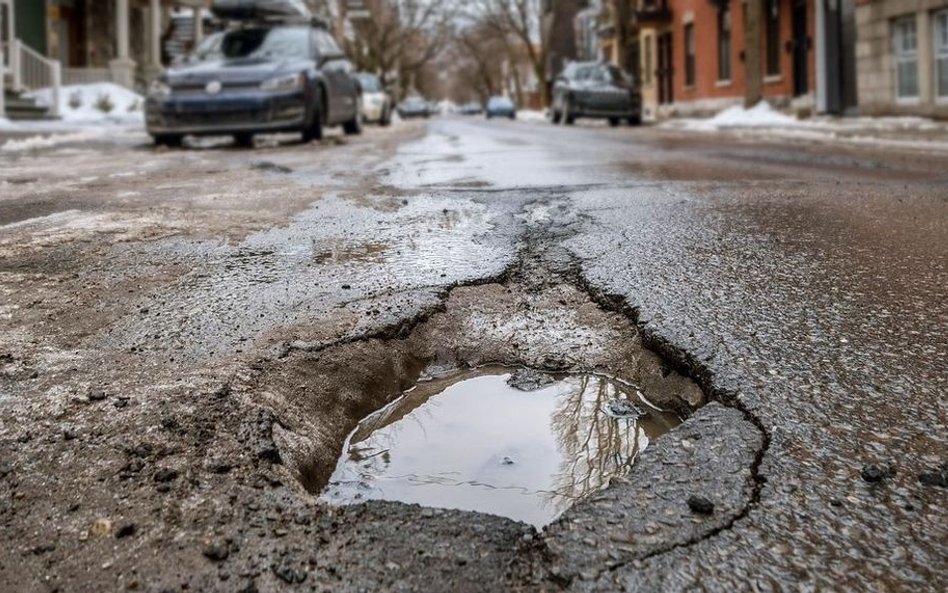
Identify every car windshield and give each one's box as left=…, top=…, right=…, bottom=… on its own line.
left=404, top=98, right=425, bottom=107
left=211, top=27, right=310, bottom=60
left=357, top=74, right=382, bottom=93
left=489, top=97, right=513, bottom=108
left=190, top=32, right=223, bottom=62
left=574, top=66, right=596, bottom=80
left=604, top=66, right=630, bottom=84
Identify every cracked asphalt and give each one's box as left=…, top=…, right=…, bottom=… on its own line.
left=0, top=118, right=945, bottom=592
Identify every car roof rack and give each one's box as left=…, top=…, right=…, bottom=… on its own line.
left=211, top=0, right=313, bottom=22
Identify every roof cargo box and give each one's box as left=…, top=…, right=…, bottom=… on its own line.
left=211, top=0, right=312, bottom=21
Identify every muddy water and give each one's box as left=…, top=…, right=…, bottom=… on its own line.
left=320, top=367, right=681, bottom=527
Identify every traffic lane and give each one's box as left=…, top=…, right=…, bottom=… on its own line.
left=476, top=115, right=948, bottom=184
left=559, top=151, right=946, bottom=588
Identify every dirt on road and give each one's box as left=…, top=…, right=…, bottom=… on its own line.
left=1, top=120, right=945, bottom=592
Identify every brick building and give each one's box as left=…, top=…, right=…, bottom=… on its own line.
left=604, top=0, right=856, bottom=119
left=855, top=0, right=948, bottom=118
left=661, top=0, right=817, bottom=115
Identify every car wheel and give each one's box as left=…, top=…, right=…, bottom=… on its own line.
left=343, top=97, right=363, bottom=135
left=380, top=106, right=392, bottom=127
left=564, top=97, right=575, bottom=125
left=153, top=134, right=182, bottom=148
left=628, top=115, right=642, bottom=126
left=551, top=110, right=562, bottom=124
left=609, top=117, right=620, bottom=127
left=233, top=133, right=254, bottom=148
left=303, top=89, right=325, bottom=142
left=509, top=114, right=515, bottom=120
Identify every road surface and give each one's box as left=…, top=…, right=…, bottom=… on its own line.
left=0, top=118, right=945, bottom=592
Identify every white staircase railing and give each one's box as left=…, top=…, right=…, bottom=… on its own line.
left=1, top=38, right=62, bottom=118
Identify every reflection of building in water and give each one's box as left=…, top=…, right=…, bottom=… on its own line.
left=546, top=375, right=651, bottom=516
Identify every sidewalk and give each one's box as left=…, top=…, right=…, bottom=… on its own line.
left=659, top=102, right=948, bottom=153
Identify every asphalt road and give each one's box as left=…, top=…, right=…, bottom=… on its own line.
left=0, top=118, right=945, bottom=592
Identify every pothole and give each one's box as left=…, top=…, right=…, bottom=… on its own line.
left=319, top=366, right=680, bottom=527
left=253, top=267, right=706, bottom=533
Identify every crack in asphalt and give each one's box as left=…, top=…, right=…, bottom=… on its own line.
left=504, top=190, right=772, bottom=583
left=242, top=186, right=770, bottom=587
left=572, top=282, right=772, bottom=575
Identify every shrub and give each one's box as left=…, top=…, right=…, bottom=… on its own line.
left=68, top=91, right=83, bottom=110
left=94, top=93, right=114, bottom=114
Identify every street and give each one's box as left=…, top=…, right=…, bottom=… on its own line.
left=1, top=118, right=946, bottom=592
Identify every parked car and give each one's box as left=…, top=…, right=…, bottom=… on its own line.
left=551, top=62, right=641, bottom=126
left=485, top=96, right=516, bottom=120
left=145, top=16, right=362, bottom=147
left=397, top=96, right=430, bottom=119
left=356, top=73, right=392, bottom=126
left=458, top=102, right=483, bottom=116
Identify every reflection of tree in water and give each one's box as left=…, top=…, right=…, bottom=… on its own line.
left=545, top=376, right=650, bottom=516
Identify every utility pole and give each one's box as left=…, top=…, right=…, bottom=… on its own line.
left=611, top=0, right=631, bottom=72
left=744, top=0, right=763, bottom=107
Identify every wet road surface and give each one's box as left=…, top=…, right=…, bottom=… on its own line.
left=0, top=118, right=945, bottom=591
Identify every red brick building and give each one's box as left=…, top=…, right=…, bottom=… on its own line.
left=664, top=0, right=817, bottom=114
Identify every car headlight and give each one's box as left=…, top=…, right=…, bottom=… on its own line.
left=261, top=73, right=304, bottom=92
left=149, top=80, right=171, bottom=99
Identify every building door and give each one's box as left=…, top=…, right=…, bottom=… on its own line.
left=657, top=31, right=674, bottom=105
left=792, top=0, right=808, bottom=96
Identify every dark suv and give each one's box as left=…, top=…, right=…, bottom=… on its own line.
left=551, top=62, right=642, bottom=127
left=145, top=22, right=362, bottom=147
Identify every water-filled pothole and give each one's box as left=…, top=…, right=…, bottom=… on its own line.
left=320, top=366, right=681, bottom=527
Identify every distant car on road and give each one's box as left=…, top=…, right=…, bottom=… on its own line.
left=145, top=17, right=362, bottom=147
left=356, top=73, right=392, bottom=126
left=458, top=102, right=483, bottom=116
left=551, top=62, right=642, bottom=127
left=485, top=96, right=516, bottom=120
left=398, top=96, right=430, bottom=119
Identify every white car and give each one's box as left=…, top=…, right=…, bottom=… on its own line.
left=356, top=73, right=393, bottom=126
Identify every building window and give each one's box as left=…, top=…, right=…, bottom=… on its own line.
left=936, top=10, right=948, bottom=100
left=643, top=35, right=653, bottom=86
left=765, top=0, right=780, bottom=76
left=892, top=17, right=918, bottom=100
left=685, top=23, right=696, bottom=87
left=718, top=6, right=732, bottom=81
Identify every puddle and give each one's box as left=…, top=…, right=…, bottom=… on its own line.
left=320, top=367, right=680, bottom=527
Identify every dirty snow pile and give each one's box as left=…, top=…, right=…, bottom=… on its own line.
left=30, top=83, right=145, bottom=126
left=0, top=129, right=115, bottom=153
left=517, top=110, right=549, bottom=123
left=665, top=101, right=798, bottom=132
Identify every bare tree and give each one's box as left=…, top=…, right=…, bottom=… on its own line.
left=468, top=0, right=549, bottom=106
left=343, top=0, right=455, bottom=98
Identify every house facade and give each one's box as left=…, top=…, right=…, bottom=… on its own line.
left=669, top=0, right=816, bottom=115
left=855, top=0, right=948, bottom=117
left=3, top=0, right=209, bottom=94
left=589, top=0, right=857, bottom=118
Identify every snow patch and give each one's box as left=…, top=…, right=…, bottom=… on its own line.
left=29, top=83, right=145, bottom=125
left=0, top=129, right=110, bottom=152
left=517, top=110, right=549, bottom=123
left=665, top=101, right=797, bottom=131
